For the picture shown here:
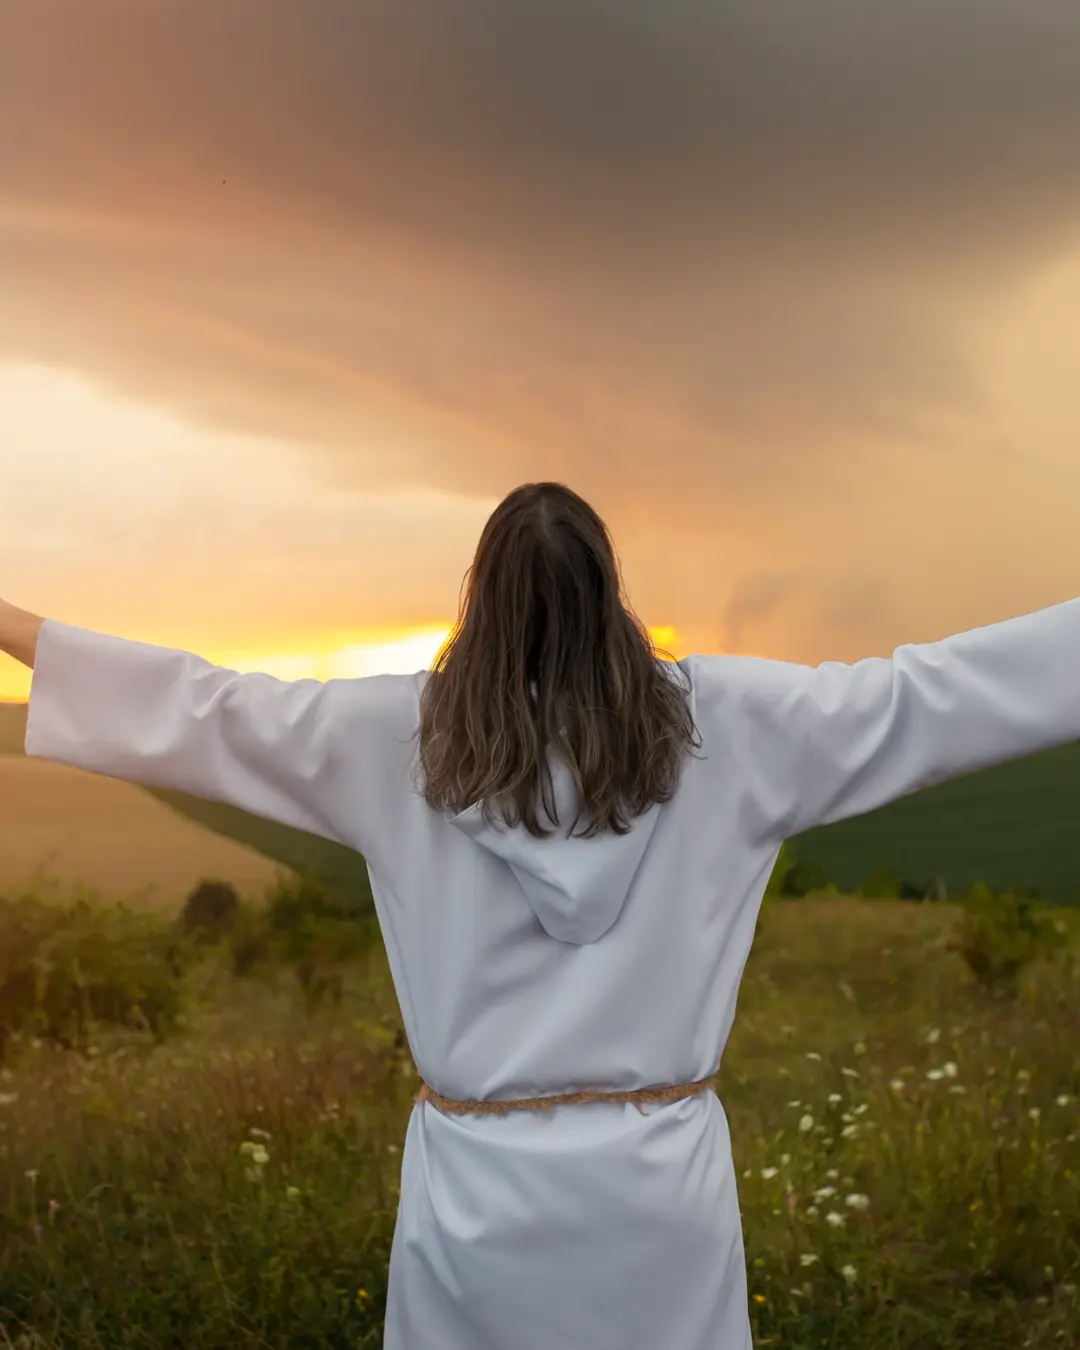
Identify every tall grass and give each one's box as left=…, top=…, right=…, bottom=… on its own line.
left=0, top=886, right=1077, bottom=1348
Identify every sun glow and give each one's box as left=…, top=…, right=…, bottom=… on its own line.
left=0, top=626, right=684, bottom=703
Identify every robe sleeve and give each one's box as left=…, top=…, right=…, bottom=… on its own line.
left=710, top=595, right=1080, bottom=842
left=23, top=618, right=385, bottom=848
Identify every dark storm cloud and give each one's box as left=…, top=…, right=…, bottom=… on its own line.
left=4, top=0, right=1080, bottom=522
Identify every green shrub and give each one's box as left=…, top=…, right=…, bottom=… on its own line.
left=180, top=878, right=241, bottom=942
left=858, top=868, right=901, bottom=899
left=780, top=858, right=831, bottom=898
left=0, top=891, right=186, bottom=1056
left=950, top=883, right=1067, bottom=995
left=227, top=872, right=382, bottom=1009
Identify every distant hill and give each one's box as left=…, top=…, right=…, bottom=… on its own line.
left=0, top=702, right=27, bottom=754
left=8, top=700, right=1080, bottom=902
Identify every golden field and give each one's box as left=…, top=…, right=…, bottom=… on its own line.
left=0, top=757, right=279, bottom=908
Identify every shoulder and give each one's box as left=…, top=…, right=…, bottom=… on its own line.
left=676, top=652, right=814, bottom=724
left=323, top=669, right=429, bottom=737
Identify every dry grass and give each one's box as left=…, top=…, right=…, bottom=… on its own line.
left=0, top=759, right=279, bottom=909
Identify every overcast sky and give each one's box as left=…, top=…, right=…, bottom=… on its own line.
left=3, top=0, right=1080, bottom=686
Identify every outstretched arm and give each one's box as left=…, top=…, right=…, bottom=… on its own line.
left=0, top=599, right=44, bottom=669
left=3, top=609, right=400, bottom=850
left=705, top=594, right=1080, bottom=843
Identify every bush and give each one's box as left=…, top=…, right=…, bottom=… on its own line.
left=779, top=858, right=831, bottom=898
left=228, top=872, right=382, bottom=1009
left=950, top=882, right=1067, bottom=996
left=180, top=879, right=241, bottom=942
left=0, top=891, right=186, bottom=1057
left=858, top=868, right=901, bottom=899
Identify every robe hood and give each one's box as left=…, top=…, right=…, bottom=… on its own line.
left=448, top=751, right=661, bottom=946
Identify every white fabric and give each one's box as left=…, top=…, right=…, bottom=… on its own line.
left=23, top=597, right=1080, bottom=1350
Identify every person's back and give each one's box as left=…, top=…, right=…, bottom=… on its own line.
left=9, top=479, right=1080, bottom=1349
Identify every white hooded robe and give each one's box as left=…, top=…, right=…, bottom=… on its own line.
left=22, top=596, right=1080, bottom=1349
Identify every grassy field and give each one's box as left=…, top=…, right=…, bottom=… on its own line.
left=0, top=892, right=1077, bottom=1348
left=0, top=759, right=280, bottom=909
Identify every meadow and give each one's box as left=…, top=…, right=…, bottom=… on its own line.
left=0, top=868, right=1077, bottom=1349
left=1, top=703, right=1079, bottom=1346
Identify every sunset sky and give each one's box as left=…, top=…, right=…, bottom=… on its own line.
left=3, top=1, right=1080, bottom=701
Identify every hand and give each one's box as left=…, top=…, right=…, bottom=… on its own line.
left=0, top=598, right=45, bottom=669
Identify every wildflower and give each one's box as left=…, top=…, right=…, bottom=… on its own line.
left=949, top=1085, right=967, bottom=1095
left=853, top=1042, right=867, bottom=1057
left=249, top=1127, right=272, bottom=1141
left=1028, top=1107, right=1041, bottom=1122
left=943, top=1062, right=959, bottom=1079
left=357, top=1288, right=371, bottom=1302
left=24, top=1169, right=38, bottom=1182
left=841, top=1112, right=855, bottom=1124
left=800, top=1253, right=819, bottom=1267
left=813, top=1186, right=837, bottom=1201
left=806, top=1053, right=822, bottom=1062
left=845, top=1193, right=870, bottom=1211
left=825, top=1211, right=846, bottom=1227
left=841, top=1264, right=857, bottom=1283
left=798, top=1115, right=814, bottom=1134
left=825, top=1169, right=839, bottom=1180
left=286, top=1186, right=301, bottom=1201
left=752, top=1294, right=766, bottom=1305
left=806, top=1205, right=819, bottom=1217
left=926, top=1028, right=941, bottom=1044
left=828, top=1093, right=843, bottom=1105
left=787, top=1100, right=803, bottom=1109
left=1056, top=1095, right=1072, bottom=1107
left=841, top=1124, right=859, bottom=1139
left=853, top=1103, right=869, bottom=1116
left=761, top=1167, right=779, bottom=1181
left=927, top=1069, right=945, bottom=1082
left=0, top=1093, right=17, bottom=1107
left=780, top=1154, right=791, bottom=1166
left=240, top=1141, right=257, bottom=1157
left=840, top=1067, right=859, bottom=1079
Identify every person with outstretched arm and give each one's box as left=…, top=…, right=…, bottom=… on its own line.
left=2, top=481, right=1079, bottom=1350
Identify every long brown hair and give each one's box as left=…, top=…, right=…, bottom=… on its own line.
left=413, top=482, right=701, bottom=838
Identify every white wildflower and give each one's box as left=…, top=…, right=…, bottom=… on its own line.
left=841, top=1264, right=857, bottom=1284
left=1028, top=1107, right=1041, bottom=1122
left=806, top=1052, right=822, bottom=1062
left=845, top=1193, right=870, bottom=1211
left=926, top=1029, right=941, bottom=1045
left=841, top=1124, right=860, bottom=1139
left=927, top=1069, right=945, bottom=1082
left=761, top=1167, right=779, bottom=1181
left=825, top=1211, right=846, bottom=1227
left=828, top=1093, right=843, bottom=1105
left=798, top=1114, right=814, bottom=1134
left=813, top=1186, right=837, bottom=1201
left=841, top=1067, right=859, bottom=1079
left=943, top=1062, right=959, bottom=1079
left=799, top=1253, right=819, bottom=1268
left=1056, top=1095, right=1072, bottom=1107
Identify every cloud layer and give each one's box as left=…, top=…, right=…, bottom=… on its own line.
left=4, top=1, right=1080, bottom=660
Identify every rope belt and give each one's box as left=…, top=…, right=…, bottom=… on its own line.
left=415, top=1071, right=718, bottom=1117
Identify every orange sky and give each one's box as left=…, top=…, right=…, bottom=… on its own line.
left=3, top=3, right=1080, bottom=703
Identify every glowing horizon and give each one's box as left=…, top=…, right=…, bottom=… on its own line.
left=0, top=625, right=686, bottom=703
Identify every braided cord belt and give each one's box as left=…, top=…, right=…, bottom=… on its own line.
left=415, top=1071, right=718, bottom=1117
